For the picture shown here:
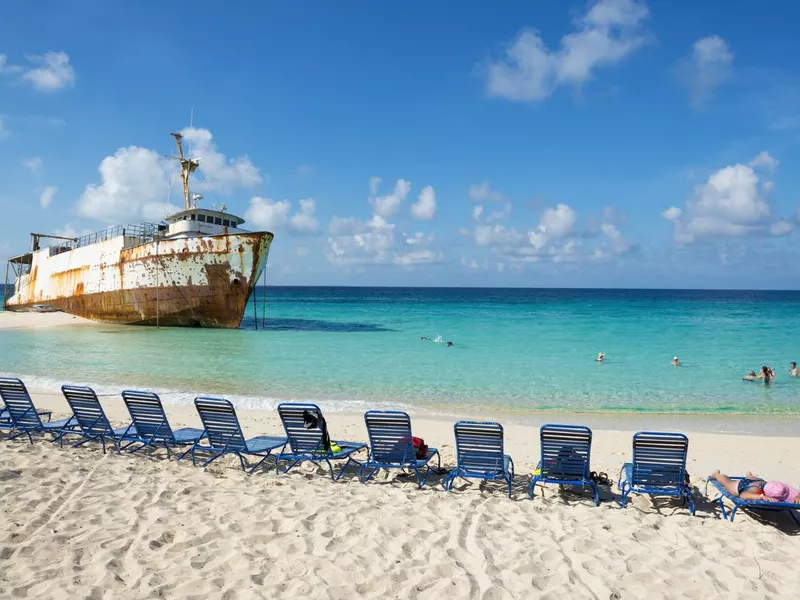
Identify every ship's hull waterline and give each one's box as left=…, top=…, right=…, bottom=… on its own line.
left=4, top=232, right=273, bottom=328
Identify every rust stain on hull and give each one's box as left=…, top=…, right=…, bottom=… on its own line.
left=5, top=231, right=273, bottom=329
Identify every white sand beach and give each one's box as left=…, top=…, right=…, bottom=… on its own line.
left=0, top=311, right=95, bottom=330
left=1, top=389, right=799, bottom=599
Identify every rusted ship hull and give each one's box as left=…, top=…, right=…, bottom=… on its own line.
left=4, top=232, right=273, bottom=328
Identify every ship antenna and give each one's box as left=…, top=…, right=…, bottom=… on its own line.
left=170, top=132, right=200, bottom=211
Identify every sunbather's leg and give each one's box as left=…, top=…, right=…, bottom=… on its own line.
left=710, top=470, right=740, bottom=496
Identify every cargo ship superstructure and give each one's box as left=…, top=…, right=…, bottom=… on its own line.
left=3, top=133, right=273, bottom=328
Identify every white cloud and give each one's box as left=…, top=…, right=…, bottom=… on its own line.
left=39, top=186, right=57, bottom=208
left=528, top=204, right=577, bottom=249
left=77, top=146, right=175, bottom=222
left=468, top=181, right=505, bottom=203
left=21, top=52, right=76, bottom=92
left=676, top=36, right=733, bottom=109
left=465, top=198, right=633, bottom=265
left=329, top=216, right=365, bottom=236
left=290, top=199, right=320, bottom=234
left=770, top=220, right=794, bottom=237
left=245, top=197, right=319, bottom=235
left=472, top=205, right=484, bottom=220
left=23, top=156, right=43, bottom=173
left=411, top=185, right=436, bottom=220
left=369, top=178, right=410, bottom=218
left=0, top=54, right=22, bottom=75
left=473, top=223, right=525, bottom=247
left=326, top=177, right=442, bottom=267
left=663, top=152, right=791, bottom=243
left=369, top=177, right=382, bottom=196
left=749, top=151, right=779, bottom=172
left=179, top=127, right=263, bottom=193
left=485, top=0, right=651, bottom=102
left=77, top=129, right=263, bottom=223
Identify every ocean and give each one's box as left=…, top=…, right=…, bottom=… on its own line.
left=2, top=287, right=799, bottom=420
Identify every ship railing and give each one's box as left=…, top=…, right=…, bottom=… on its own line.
left=46, top=223, right=165, bottom=255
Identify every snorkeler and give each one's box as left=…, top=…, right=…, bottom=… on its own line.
left=596, top=352, right=605, bottom=362
left=671, top=356, right=681, bottom=367
left=742, top=371, right=757, bottom=381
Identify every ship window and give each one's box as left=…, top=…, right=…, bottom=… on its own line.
left=191, top=214, right=196, bottom=220
left=198, top=215, right=206, bottom=222
left=223, top=219, right=230, bottom=227
left=214, top=217, right=222, bottom=225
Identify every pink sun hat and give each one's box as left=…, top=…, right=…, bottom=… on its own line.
left=763, top=481, right=800, bottom=502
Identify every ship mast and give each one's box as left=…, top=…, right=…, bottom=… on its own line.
left=170, top=132, right=200, bottom=211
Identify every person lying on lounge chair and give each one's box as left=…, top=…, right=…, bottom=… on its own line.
left=711, top=470, right=800, bottom=503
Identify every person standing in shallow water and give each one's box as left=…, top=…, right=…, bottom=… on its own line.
left=757, top=366, right=773, bottom=384
left=789, top=362, right=798, bottom=377
left=671, top=356, right=681, bottom=366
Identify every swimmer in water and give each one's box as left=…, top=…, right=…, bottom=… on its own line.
left=446, top=341, right=453, bottom=347
left=596, top=352, right=605, bottom=362
left=671, top=356, right=681, bottom=367
left=789, top=362, right=798, bottom=377
left=742, top=370, right=757, bottom=381
left=420, top=336, right=428, bottom=341
left=757, top=366, right=773, bottom=384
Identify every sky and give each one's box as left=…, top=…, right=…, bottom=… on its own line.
left=1, top=0, right=800, bottom=289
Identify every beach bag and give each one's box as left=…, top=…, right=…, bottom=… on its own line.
left=412, top=436, right=428, bottom=460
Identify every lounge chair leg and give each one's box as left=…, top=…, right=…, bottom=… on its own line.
left=201, top=452, right=224, bottom=468
left=248, top=453, right=271, bottom=475
left=329, top=458, right=339, bottom=481
left=591, top=482, right=600, bottom=506
left=729, top=505, right=738, bottom=523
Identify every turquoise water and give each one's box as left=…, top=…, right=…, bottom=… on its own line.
left=2, top=287, right=800, bottom=416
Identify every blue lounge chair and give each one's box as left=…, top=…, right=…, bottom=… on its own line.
left=444, top=421, right=514, bottom=497
left=275, top=403, right=366, bottom=481
left=0, top=377, right=76, bottom=444
left=61, top=385, right=129, bottom=453
left=705, top=476, right=800, bottom=524
left=528, top=424, right=599, bottom=506
left=178, top=397, right=286, bottom=472
left=360, top=410, right=441, bottom=488
left=618, top=431, right=695, bottom=515
left=1, top=398, right=52, bottom=425
left=119, top=390, right=205, bottom=457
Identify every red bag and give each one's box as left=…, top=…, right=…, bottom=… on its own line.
left=412, top=437, right=428, bottom=459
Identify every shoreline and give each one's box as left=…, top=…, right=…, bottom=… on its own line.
left=25, top=388, right=800, bottom=479
left=0, top=310, right=96, bottom=329
left=20, top=384, right=800, bottom=437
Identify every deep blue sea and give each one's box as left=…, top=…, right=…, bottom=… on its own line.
left=2, top=287, right=800, bottom=416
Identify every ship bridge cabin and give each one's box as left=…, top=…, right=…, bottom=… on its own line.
left=165, top=208, right=246, bottom=238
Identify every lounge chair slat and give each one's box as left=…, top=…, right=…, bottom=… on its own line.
left=360, top=410, right=441, bottom=488
left=178, top=397, right=285, bottom=473
left=0, top=377, right=77, bottom=444
left=618, top=431, right=695, bottom=515
left=444, top=421, right=514, bottom=497
left=275, top=403, right=366, bottom=481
